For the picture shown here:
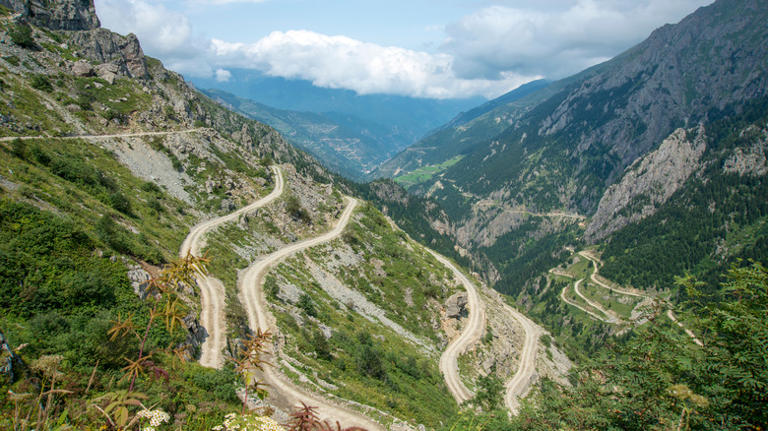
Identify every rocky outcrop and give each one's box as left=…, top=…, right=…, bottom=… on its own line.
left=723, top=126, right=768, bottom=176
left=182, top=314, right=207, bottom=361
left=127, top=265, right=152, bottom=300
left=71, top=59, right=93, bottom=77
left=95, top=62, right=119, bottom=84
left=445, top=292, right=468, bottom=319
left=586, top=126, right=707, bottom=242
left=1, top=0, right=100, bottom=31
left=69, top=30, right=149, bottom=79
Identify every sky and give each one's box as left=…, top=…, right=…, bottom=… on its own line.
left=94, top=0, right=713, bottom=100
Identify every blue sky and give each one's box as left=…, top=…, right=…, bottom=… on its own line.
left=175, top=0, right=467, bottom=49
left=95, top=0, right=713, bottom=99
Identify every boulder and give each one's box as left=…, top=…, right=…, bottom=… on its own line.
left=71, top=60, right=94, bottom=77
left=95, top=62, right=119, bottom=84
left=127, top=265, right=151, bottom=300
left=445, top=292, right=468, bottom=319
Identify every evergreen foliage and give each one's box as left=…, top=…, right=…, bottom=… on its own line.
left=9, top=23, right=35, bottom=49
left=446, top=261, right=768, bottom=431
left=602, top=98, right=768, bottom=291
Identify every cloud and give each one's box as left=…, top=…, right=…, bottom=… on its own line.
left=214, top=68, right=232, bottom=82
left=96, top=0, right=214, bottom=75
left=95, top=0, right=536, bottom=99
left=443, top=0, right=713, bottom=79
left=94, top=0, right=711, bottom=99
left=209, top=31, right=536, bottom=99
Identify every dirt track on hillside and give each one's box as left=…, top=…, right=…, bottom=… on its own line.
left=238, top=198, right=384, bottom=430
left=180, top=166, right=284, bottom=368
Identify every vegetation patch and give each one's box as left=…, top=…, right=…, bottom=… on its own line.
left=394, top=155, right=463, bottom=189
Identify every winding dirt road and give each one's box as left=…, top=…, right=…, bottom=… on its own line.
left=500, top=303, right=541, bottom=414
left=572, top=278, right=620, bottom=323
left=180, top=166, right=284, bottom=368
left=0, top=129, right=207, bottom=142
left=578, top=251, right=644, bottom=298
left=390, top=218, right=542, bottom=415
left=239, top=197, right=384, bottom=431
left=555, top=271, right=613, bottom=323
left=427, top=250, right=485, bottom=405
left=556, top=251, right=703, bottom=345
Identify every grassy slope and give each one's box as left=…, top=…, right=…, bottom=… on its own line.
left=266, top=203, right=459, bottom=426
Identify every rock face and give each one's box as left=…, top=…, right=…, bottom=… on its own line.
left=127, top=265, right=152, bottom=300
left=95, top=62, right=119, bottom=84
left=69, top=30, right=149, bottom=79
left=585, top=126, right=707, bottom=242
left=723, top=126, right=768, bottom=176
left=445, top=292, right=468, bottom=319
left=1, top=0, right=101, bottom=31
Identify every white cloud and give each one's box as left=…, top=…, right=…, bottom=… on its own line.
left=215, top=68, right=232, bottom=82
left=444, top=0, right=713, bottom=79
left=94, top=0, right=712, bottom=99
left=209, top=31, right=536, bottom=99
left=96, top=0, right=214, bottom=76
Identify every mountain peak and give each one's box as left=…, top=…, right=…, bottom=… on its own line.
left=1, top=0, right=100, bottom=31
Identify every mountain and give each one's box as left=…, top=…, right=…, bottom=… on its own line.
left=190, top=70, right=484, bottom=178
left=0, top=2, right=574, bottom=429
left=377, top=0, right=768, bottom=297
left=373, top=79, right=551, bottom=180
left=202, top=88, right=407, bottom=180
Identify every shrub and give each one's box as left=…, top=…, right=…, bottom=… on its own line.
left=101, top=109, right=126, bottom=124
left=140, top=181, right=162, bottom=194
left=310, top=331, right=332, bottom=361
left=9, top=23, right=35, bottom=49
left=356, top=343, right=386, bottom=380
left=264, top=275, right=280, bottom=300
left=285, top=195, right=310, bottom=223
left=297, top=294, right=316, bottom=317
left=3, top=55, right=20, bottom=66
left=147, top=198, right=163, bottom=214
left=76, top=93, right=93, bottom=110
left=31, top=144, right=51, bottom=165
left=10, top=138, right=26, bottom=159
left=30, top=75, right=53, bottom=92
left=108, top=191, right=132, bottom=214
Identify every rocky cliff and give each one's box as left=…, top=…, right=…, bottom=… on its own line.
left=376, top=0, right=768, bottom=295
left=0, top=0, right=100, bottom=30
left=585, top=126, right=707, bottom=242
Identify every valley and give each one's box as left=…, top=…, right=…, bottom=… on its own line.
left=1, top=0, right=766, bottom=430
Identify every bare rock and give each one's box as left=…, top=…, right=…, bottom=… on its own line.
left=127, top=265, right=151, bottom=300
left=69, top=30, right=149, bottom=79
left=445, top=292, right=468, bottom=319
left=71, top=60, right=94, bottom=77
left=585, top=126, right=707, bottom=242
left=181, top=314, right=206, bottom=360
left=0, top=0, right=100, bottom=31
left=277, top=282, right=303, bottom=304
left=723, top=126, right=768, bottom=176
left=95, top=62, right=119, bottom=84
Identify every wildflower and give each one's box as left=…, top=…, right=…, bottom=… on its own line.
left=137, top=408, right=171, bottom=430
